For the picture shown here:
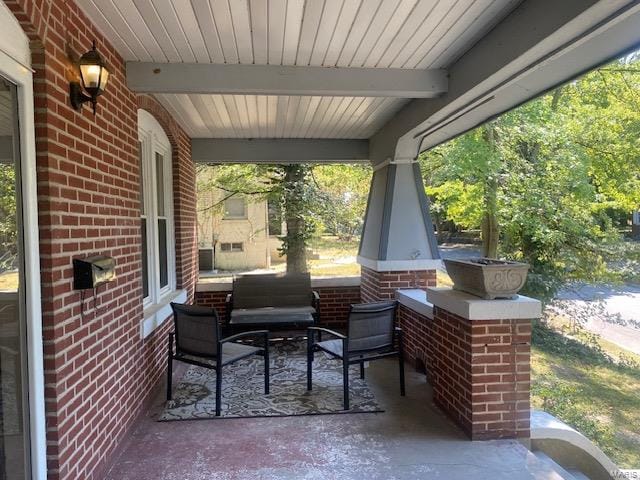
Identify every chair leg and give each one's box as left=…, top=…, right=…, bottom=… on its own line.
left=306, top=331, right=313, bottom=391
left=398, top=333, right=406, bottom=397
left=359, top=360, right=365, bottom=380
left=215, top=367, right=223, bottom=416
left=166, top=333, right=174, bottom=401
left=398, top=354, right=406, bottom=396
left=342, top=338, right=349, bottom=410
left=264, top=342, right=270, bottom=395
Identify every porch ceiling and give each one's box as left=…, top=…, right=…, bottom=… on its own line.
left=75, top=0, right=520, bottom=140
left=77, top=0, right=640, bottom=162
left=154, top=94, right=407, bottom=139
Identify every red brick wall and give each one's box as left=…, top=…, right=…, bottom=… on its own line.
left=4, top=1, right=197, bottom=478
left=316, top=286, right=360, bottom=329
left=396, top=303, right=433, bottom=372
left=360, top=266, right=436, bottom=302
left=398, top=303, right=531, bottom=440
left=195, top=284, right=361, bottom=330
left=193, top=290, right=228, bottom=317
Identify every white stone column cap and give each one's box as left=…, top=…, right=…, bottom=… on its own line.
left=426, top=287, right=542, bottom=320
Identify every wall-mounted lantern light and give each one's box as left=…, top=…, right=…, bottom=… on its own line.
left=69, top=41, right=109, bottom=115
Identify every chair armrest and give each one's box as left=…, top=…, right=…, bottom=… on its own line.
left=167, top=331, right=175, bottom=355
left=307, top=326, right=346, bottom=340
left=225, top=294, right=233, bottom=323
left=311, top=291, right=320, bottom=322
left=220, top=330, right=269, bottom=344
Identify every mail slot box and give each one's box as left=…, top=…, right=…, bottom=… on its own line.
left=73, top=256, right=116, bottom=290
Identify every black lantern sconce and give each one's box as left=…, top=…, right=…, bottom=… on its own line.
left=69, top=41, right=110, bottom=115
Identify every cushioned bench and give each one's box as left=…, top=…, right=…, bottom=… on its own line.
left=225, top=273, right=320, bottom=331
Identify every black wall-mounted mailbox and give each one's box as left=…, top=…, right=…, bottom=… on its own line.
left=73, top=256, right=116, bottom=290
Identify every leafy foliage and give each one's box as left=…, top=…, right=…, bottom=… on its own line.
left=0, top=164, right=17, bottom=272
left=312, top=164, right=371, bottom=241
left=420, top=55, right=640, bottom=298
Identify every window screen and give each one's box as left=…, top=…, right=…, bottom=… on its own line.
left=223, top=197, right=246, bottom=219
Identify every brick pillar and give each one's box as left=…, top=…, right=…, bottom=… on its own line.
left=360, top=265, right=436, bottom=302
left=426, top=288, right=540, bottom=441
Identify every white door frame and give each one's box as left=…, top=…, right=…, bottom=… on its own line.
left=0, top=6, right=47, bottom=479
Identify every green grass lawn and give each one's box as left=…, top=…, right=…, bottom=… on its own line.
left=531, top=321, right=640, bottom=468
left=308, top=236, right=360, bottom=259
left=0, top=271, right=18, bottom=290
left=271, top=236, right=362, bottom=277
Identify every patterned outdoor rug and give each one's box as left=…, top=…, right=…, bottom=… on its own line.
left=159, top=339, right=383, bottom=421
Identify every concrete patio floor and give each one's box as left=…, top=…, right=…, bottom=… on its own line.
left=105, top=354, right=565, bottom=480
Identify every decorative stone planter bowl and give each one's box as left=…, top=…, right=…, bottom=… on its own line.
left=443, top=258, right=529, bottom=300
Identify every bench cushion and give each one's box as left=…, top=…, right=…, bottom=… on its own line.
left=232, top=273, right=312, bottom=309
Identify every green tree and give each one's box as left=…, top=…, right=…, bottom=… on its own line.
left=312, top=164, right=371, bottom=241
left=0, top=164, right=17, bottom=271
left=420, top=54, right=640, bottom=297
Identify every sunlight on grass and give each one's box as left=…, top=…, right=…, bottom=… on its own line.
left=205, top=236, right=455, bottom=280
left=532, top=320, right=640, bottom=468
left=0, top=271, right=18, bottom=290
left=437, top=269, right=452, bottom=287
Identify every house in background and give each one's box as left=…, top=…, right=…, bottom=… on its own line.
left=198, top=191, right=284, bottom=272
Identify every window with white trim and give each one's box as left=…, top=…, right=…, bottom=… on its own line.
left=220, top=242, right=244, bottom=252
left=223, top=197, right=247, bottom=219
left=138, top=110, right=176, bottom=309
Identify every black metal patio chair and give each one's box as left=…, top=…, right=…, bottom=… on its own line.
left=167, top=302, right=270, bottom=416
left=306, top=300, right=404, bottom=410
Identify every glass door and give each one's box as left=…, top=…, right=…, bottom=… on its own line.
left=0, top=77, right=29, bottom=479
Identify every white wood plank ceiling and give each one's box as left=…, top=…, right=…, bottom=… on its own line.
left=156, top=94, right=407, bottom=138
left=77, top=0, right=521, bottom=138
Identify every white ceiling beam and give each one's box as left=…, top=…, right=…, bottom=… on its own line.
left=370, top=0, right=640, bottom=163
left=192, top=138, right=369, bottom=164
left=127, top=63, right=448, bottom=98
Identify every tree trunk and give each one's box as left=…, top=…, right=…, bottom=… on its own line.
left=434, top=214, right=444, bottom=243
left=481, top=176, right=499, bottom=258
left=283, top=165, right=308, bottom=273
left=482, top=124, right=500, bottom=258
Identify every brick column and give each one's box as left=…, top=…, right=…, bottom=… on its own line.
left=360, top=265, right=436, bottom=302
left=427, top=288, right=540, bottom=441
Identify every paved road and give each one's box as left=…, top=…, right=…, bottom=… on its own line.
left=439, top=243, right=640, bottom=355
left=557, top=283, right=640, bottom=355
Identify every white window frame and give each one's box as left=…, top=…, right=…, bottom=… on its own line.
left=220, top=242, right=244, bottom=253
left=223, top=196, right=247, bottom=219
left=0, top=3, right=46, bottom=478
left=138, top=110, right=184, bottom=338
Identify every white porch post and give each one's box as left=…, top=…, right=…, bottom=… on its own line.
left=358, top=150, right=441, bottom=302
